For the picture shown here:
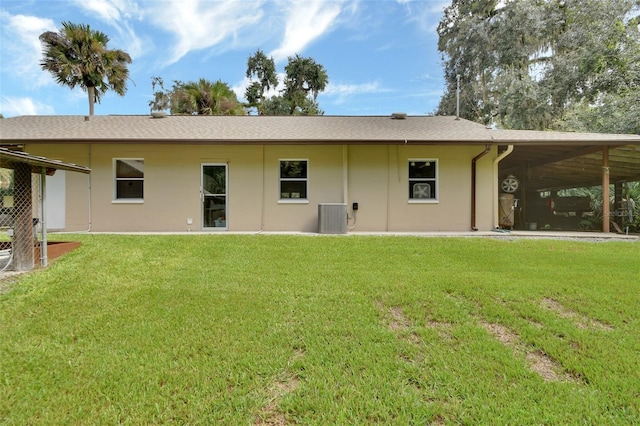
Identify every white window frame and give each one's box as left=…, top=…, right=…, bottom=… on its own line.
left=408, top=158, right=438, bottom=203
left=113, top=158, right=144, bottom=203
left=278, top=159, right=309, bottom=204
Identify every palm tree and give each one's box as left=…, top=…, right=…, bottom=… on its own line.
left=39, top=21, right=132, bottom=116
left=170, top=79, right=245, bottom=116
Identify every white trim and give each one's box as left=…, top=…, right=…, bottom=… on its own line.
left=278, top=199, right=310, bottom=204
left=112, top=199, right=144, bottom=204
left=279, top=159, right=309, bottom=201
left=408, top=199, right=439, bottom=204
left=201, top=163, right=228, bottom=230
left=113, top=158, right=144, bottom=201
left=408, top=158, right=438, bottom=202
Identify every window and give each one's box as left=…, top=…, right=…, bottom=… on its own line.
left=409, top=159, right=437, bottom=201
left=114, top=159, right=144, bottom=201
left=279, top=160, right=308, bottom=202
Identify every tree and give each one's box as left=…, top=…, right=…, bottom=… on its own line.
left=170, top=79, right=245, bottom=116
left=245, top=49, right=279, bottom=115
left=554, top=91, right=640, bottom=135
left=149, top=77, right=170, bottom=113
left=283, top=54, right=328, bottom=114
left=245, top=50, right=328, bottom=115
left=436, top=0, right=640, bottom=131
left=39, top=21, right=132, bottom=116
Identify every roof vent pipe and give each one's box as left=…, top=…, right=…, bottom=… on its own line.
left=455, top=74, right=461, bottom=120
left=84, top=116, right=90, bottom=122
left=391, top=112, right=407, bottom=119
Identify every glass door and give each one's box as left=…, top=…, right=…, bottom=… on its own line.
left=202, top=164, right=227, bottom=229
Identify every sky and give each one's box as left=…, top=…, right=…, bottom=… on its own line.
left=0, top=0, right=450, bottom=118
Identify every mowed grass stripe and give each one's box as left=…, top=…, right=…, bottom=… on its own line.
left=1, top=235, right=638, bottom=424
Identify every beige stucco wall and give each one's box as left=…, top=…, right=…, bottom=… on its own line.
left=25, top=143, right=497, bottom=233
left=346, top=145, right=495, bottom=232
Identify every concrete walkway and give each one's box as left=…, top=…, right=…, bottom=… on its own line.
left=65, top=230, right=639, bottom=240
left=334, top=230, right=638, bottom=241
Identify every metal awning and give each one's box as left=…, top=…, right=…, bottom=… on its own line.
left=0, top=147, right=91, bottom=174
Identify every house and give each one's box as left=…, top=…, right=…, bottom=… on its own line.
left=1, top=114, right=639, bottom=233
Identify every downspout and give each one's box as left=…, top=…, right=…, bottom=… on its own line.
left=261, top=144, right=266, bottom=232
left=471, top=144, right=491, bottom=231
left=493, top=145, right=514, bottom=229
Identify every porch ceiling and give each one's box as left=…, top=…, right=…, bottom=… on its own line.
left=499, top=144, right=640, bottom=191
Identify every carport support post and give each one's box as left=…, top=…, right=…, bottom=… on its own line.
left=40, top=168, right=48, bottom=267
left=13, top=163, right=34, bottom=271
left=602, top=147, right=610, bottom=233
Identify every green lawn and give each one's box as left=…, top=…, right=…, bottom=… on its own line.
left=1, top=235, right=639, bottom=425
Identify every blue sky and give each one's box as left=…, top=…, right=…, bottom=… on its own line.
left=0, top=0, right=449, bottom=117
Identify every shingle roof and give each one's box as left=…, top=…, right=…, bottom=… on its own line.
left=1, top=115, right=639, bottom=145
left=489, top=129, right=640, bottom=145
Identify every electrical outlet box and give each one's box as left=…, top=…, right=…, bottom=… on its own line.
left=186, top=217, right=193, bottom=225
left=352, top=202, right=359, bottom=211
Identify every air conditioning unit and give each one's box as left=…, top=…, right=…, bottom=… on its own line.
left=318, top=203, right=347, bottom=234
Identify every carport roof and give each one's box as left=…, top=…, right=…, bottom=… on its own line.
left=499, top=143, right=640, bottom=191
left=0, top=147, right=91, bottom=174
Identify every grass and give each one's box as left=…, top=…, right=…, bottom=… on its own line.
left=1, top=234, right=639, bottom=425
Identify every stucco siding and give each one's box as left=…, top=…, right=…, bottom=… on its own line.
left=346, top=145, right=390, bottom=231
left=262, top=145, right=344, bottom=232
left=24, top=142, right=497, bottom=233
left=346, top=145, right=496, bottom=232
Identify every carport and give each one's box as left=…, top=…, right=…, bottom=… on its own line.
left=495, top=130, right=640, bottom=232
left=0, top=148, right=90, bottom=271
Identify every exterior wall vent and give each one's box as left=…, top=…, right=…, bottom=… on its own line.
left=318, top=203, right=347, bottom=234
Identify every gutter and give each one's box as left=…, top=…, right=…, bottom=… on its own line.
left=471, top=144, right=492, bottom=231
left=493, top=145, right=514, bottom=229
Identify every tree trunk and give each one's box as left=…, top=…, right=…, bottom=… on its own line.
left=88, top=86, right=95, bottom=116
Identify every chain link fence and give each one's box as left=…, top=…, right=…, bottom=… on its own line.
left=0, top=165, right=42, bottom=272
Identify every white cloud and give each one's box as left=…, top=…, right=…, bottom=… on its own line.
left=231, top=77, right=252, bottom=103
left=400, top=0, right=448, bottom=34
left=0, top=11, right=56, bottom=86
left=73, top=0, right=144, bottom=58
left=324, top=81, right=389, bottom=103
left=144, top=0, right=265, bottom=65
left=0, top=97, right=55, bottom=116
left=74, top=0, right=141, bottom=23
left=269, top=1, right=344, bottom=62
